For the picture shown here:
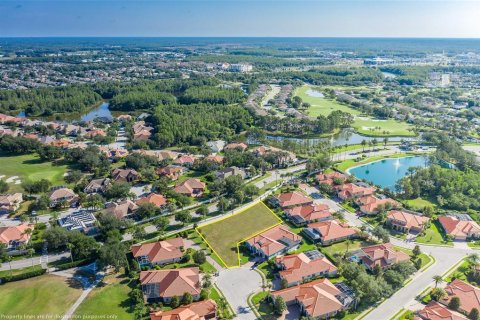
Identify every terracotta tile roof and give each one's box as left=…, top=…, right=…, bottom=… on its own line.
left=285, top=204, right=332, bottom=222
left=246, top=225, right=301, bottom=257
left=104, top=200, right=138, bottom=219
left=276, top=191, right=313, bottom=208
left=48, top=187, right=77, bottom=201
left=205, top=155, right=224, bottom=163
left=360, top=243, right=410, bottom=269
left=137, top=193, right=167, bottom=207
left=272, top=278, right=344, bottom=318
left=387, top=210, right=429, bottom=230
left=174, top=179, right=206, bottom=196
left=149, top=299, right=217, bottom=320
left=316, top=172, right=347, bottom=186
left=438, top=216, right=480, bottom=239
left=357, top=196, right=399, bottom=214
left=276, top=252, right=337, bottom=285
left=443, top=279, right=480, bottom=314
left=224, top=142, right=248, bottom=151
left=131, top=238, right=184, bottom=264
left=335, top=183, right=376, bottom=199
left=174, top=155, right=198, bottom=165
left=140, top=267, right=201, bottom=298
left=418, top=301, right=467, bottom=320
left=0, top=223, right=34, bottom=245
left=307, top=220, right=357, bottom=242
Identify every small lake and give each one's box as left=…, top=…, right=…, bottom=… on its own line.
left=265, top=128, right=417, bottom=147
left=347, top=156, right=428, bottom=191
left=305, top=89, right=325, bottom=98
left=80, top=102, right=113, bottom=122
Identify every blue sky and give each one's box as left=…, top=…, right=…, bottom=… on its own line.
left=0, top=0, right=479, bottom=37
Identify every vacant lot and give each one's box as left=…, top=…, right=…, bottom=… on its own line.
left=197, top=202, right=281, bottom=267
left=0, top=153, right=69, bottom=192
left=0, top=274, right=82, bottom=316
left=74, top=274, right=134, bottom=319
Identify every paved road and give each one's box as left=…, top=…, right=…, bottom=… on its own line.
left=216, top=261, right=263, bottom=320
left=365, top=239, right=470, bottom=320
left=0, top=251, right=70, bottom=271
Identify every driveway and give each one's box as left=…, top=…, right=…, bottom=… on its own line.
left=215, top=262, right=263, bottom=320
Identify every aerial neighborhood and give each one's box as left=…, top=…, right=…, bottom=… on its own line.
left=1, top=36, right=480, bottom=320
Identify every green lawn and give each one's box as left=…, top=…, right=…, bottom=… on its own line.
left=394, top=246, right=433, bottom=269
left=415, top=222, right=453, bottom=246
left=0, top=265, right=44, bottom=278
left=197, top=202, right=282, bottom=267
left=0, top=274, right=82, bottom=316
left=295, top=85, right=415, bottom=137
left=74, top=273, right=134, bottom=318
left=295, top=85, right=360, bottom=117
left=0, top=153, right=69, bottom=192
left=352, top=117, right=415, bottom=137
left=321, top=239, right=374, bottom=263
left=403, top=197, right=436, bottom=210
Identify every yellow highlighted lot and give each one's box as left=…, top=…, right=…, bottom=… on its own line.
left=196, top=201, right=282, bottom=268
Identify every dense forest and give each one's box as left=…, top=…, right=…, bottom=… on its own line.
left=396, top=165, right=480, bottom=211
left=0, top=84, right=102, bottom=116
left=151, top=103, right=254, bottom=147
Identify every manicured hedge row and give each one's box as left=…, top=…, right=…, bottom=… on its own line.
left=51, top=258, right=95, bottom=271
left=0, top=268, right=46, bottom=284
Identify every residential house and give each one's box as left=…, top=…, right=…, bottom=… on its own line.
left=245, top=225, right=302, bottom=259
left=303, top=220, right=358, bottom=245
left=140, top=267, right=201, bottom=302
left=149, top=299, right=217, bottom=320
left=48, top=187, right=78, bottom=208
left=316, top=172, right=347, bottom=186
left=271, top=278, right=354, bottom=319
left=276, top=250, right=338, bottom=287
left=441, top=279, right=480, bottom=315
left=173, top=155, right=198, bottom=167
left=335, top=183, right=376, bottom=200
left=205, top=155, right=224, bottom=164
left=84, top=129, right=106, bottom=138
left=386, top=210, right=430, bottom=233
left=104, top=200, right=138, bottom=220
left=438, top=216, right=480, bottom=241
left=215, top=167, right=247, bottom=180
left=355, top=195, right=400, bottom=215
left=111, top=168, right=140, bottom=183
left=0, top=223, right=34, bottom=250
left=136, top=193, right=167, bottom=208
left=84, top=178, right=110, bottom=194
left=156, top=165, right=186, bottom=181
left=174, top=179, right=206, bottom=197
left=0, top=193, right=23, bottom=214
left=354, top=243, right=410, bottom=271
left=274, top=191, right=313, bottom=209
left=417, top=301, right=467, bottom=320
left=251, top=145, right=297, bottom=165
left=284, top=203, right=333, bottom=226
left=206, top=140, right=226, bottom=153
left=58, top=210, right=97, bottom=234
left=224, top=142, right=248, bottom=152
left=131, top=238, right=185, bottom=267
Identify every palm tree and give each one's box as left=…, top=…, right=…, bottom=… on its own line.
left=467, top=253, right=479, bottom=268
left=433, top=275, right=443, bottom=288
left=383, top=137, right=389, bottom=149
left=344, top=239, right=353, bottom=257
left=6, top=255, right=12, bottom=276
left=361, top=139, right=367, bottom=152
left=66, top=242, right=74, bottom=263
left=28, top=248, right=35, bottom=267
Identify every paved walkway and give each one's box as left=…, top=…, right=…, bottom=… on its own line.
left=61, top=277, right=102, bottom=320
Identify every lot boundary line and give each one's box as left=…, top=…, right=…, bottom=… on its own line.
left=195, top=201, right=283, bottom=268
